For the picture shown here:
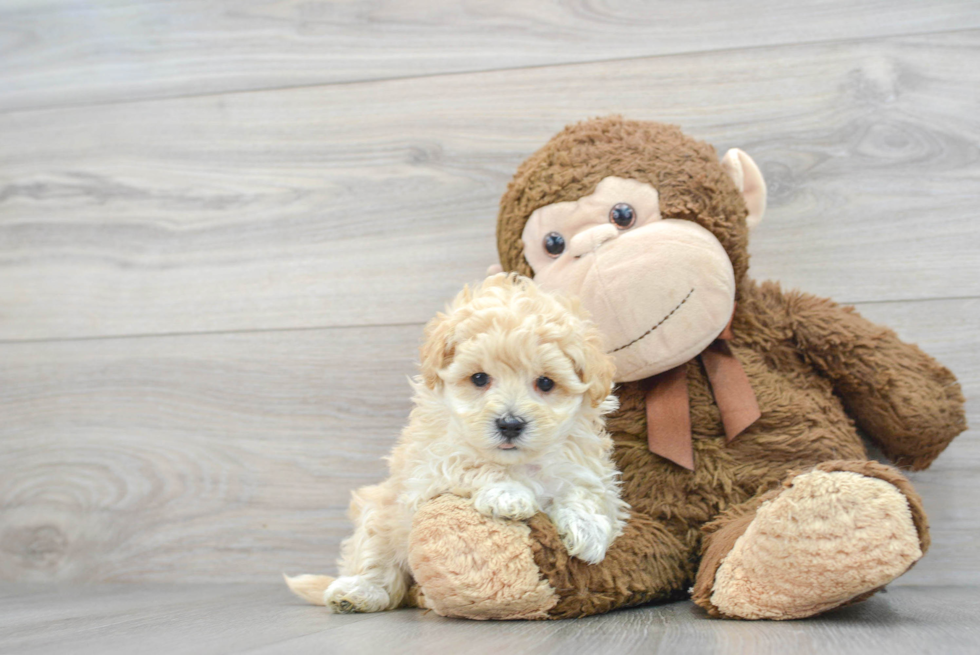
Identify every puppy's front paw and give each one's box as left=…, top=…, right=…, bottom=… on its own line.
left=550, top=507, right=614, bottom=565
left=473, top=483, right=538, bottom=521
left=324, top=576, right=389, bottom=613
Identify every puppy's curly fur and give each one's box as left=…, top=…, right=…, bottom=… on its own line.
left=287, top=274, right=627, bottom=613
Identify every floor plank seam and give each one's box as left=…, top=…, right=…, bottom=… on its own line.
left=0, top=321, right=430, bottom=345
left=0, top=295, right=973, bottom=346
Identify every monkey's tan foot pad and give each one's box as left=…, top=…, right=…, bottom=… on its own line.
left=709, top=470, right=923, bottom=620
left=408, top=494, right=558, bottom=620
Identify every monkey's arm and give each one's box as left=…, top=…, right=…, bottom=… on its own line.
left=785, top=291, right=966, bottom=470
left=409, top=495, right=691, bottom=619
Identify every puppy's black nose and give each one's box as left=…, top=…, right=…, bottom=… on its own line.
left=495, top=415, right=526, bottom=440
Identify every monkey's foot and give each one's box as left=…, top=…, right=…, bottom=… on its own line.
left=408, top=495, right=558, bottom=620
left=697, top=462, right=926, bottom=620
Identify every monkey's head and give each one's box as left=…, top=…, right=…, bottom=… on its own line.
left=496, top=116, right=766, bottom=382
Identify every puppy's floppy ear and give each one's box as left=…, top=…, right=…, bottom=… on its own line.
left=566, top=326, right=616, bottom=409
left=419, top=311, right=456, bottom=389
left=419, top=284, right=473, bottom=389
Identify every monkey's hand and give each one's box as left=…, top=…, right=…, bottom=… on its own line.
left=786, top=291, right=966, bottom=470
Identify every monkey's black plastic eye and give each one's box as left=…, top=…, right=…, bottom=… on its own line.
left=536, top=376, right=555, bottom=393
left=609, top=203, right=636, bottom=229
left=543, top=232, right=565, bottom=257
left=471, top=372, right=490, bottom=387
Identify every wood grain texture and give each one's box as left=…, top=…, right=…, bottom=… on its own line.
left=0, top=584, right=978, bottom=655
left=2, top=31, right=979, bottom=341
left=0, top=297, right=975, bottom=585
left=2, top=1, right=980, bottom=112
left=0, top=324, right=418, bottom=583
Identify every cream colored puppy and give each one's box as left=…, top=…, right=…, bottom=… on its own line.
left=286, top=274, right=627, bottom=613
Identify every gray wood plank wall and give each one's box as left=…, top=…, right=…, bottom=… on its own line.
left=1, top=2, right=977, bottom=586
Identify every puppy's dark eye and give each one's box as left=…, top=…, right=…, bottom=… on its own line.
left=610, top=203, right=635, bottom=229
left=536, top=376, right=555, bottom=393
left=471, top=372, right=490, bottom=387
left=543, top=232, right=565, bottom=257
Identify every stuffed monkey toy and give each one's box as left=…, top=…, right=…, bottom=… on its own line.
left=288, top=116, right=966, bottom=620
left=400, top=116, right=966, bottom=620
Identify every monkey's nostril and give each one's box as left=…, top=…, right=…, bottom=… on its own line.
left=495, top=415, right=527, bottom=440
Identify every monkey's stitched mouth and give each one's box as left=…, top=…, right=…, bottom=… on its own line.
left=608, top=288, right=695, bottom=354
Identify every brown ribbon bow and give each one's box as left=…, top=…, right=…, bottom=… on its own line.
left=642, top=307, right=760, bottom=470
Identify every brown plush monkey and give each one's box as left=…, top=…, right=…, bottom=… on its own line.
left=402, top=116, right=966, bottom=620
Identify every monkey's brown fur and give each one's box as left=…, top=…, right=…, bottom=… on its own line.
left=406, top=116, right=966, bottom=619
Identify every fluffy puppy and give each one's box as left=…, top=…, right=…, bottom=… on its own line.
left=286, top=273, right=627, bottom=613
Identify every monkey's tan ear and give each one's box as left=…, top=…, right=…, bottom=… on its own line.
left=486, top=263, right=504, bottom=276
left=721, top=148, right=767, bottom=230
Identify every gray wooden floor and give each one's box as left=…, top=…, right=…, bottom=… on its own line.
left=2, top=584, right=978, bottom=655
left=1, top=1, right=979, bottom=652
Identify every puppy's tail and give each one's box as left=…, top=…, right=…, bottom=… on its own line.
left=283, top=573, right=334, bottom=606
